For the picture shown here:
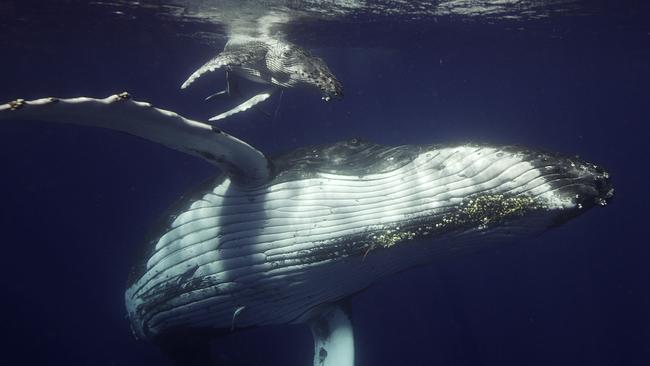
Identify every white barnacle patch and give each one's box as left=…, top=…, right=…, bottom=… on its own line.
left=435, top=194, right=543, bottom=232
left=117, top=91, right=131, bottom=100
left=8, top=98, right=25, bottom=110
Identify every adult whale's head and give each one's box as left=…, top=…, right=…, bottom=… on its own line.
left=0, top=95, right=613, bottom=366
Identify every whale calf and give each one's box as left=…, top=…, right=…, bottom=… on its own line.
left=181, top=35, right=343, bottom=121
left=0, top=94, right=613, bottom=366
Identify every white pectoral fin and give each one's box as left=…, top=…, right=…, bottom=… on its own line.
left=208, top=90, right=273, bottom=121
left=181, top=47, right=266, bottom=89
left=0, top=93, right=270, bottom=186
left=180, top=56, right=227, bottom=89
left=309, top=305, right=355, bottom=366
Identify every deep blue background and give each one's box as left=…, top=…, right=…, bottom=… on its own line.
left=0, top=2, right=648, bottom=365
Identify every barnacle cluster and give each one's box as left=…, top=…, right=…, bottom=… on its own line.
left=437, top=194, right=540, bottom=231
left=366, top=194, right=542, bottom=253
left=372, top=226, right=418, bottom=247
left=8, top=99, right=25, bottom=110
left=117, top=91, right=131, bottom=100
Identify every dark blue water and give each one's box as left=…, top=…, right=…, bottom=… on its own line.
left=0, top=1, right=648, bottom=365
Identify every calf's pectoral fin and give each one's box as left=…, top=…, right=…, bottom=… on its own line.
left=309, top=304, right=355, bottom=366
left=181, top=48, right=267, bottom=90
left=208, top=90, right=274, bottom=122
left=0, top=93, right=271, bottom=186
left=181, top=54, right=228, bottom=90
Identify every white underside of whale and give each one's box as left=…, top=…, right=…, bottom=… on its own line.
left=125, top=145, right=574, bottom=338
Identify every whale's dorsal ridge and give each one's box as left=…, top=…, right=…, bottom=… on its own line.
left=0, top=93, right=272, bottom=187
left=270, top=138, right=425, bottom=182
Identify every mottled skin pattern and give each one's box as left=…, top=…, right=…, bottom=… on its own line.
left=262, top=39, right=344, bottom=100
left=181, top=36, right=343, bottom=100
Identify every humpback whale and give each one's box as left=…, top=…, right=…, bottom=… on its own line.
left=0, top=94, right=613, bottom=366
left=181, top=35, right=343, bottom=121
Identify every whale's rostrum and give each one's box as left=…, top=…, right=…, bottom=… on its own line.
left=0, top=94, right=613, bottom=366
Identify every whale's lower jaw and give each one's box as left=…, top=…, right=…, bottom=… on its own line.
left=125, top=142, right=612, bottom=341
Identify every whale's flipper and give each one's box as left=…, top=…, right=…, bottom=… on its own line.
left=310, top=305, right=354, bottom=366
left=0, top=93, right=270, bottom=186
left=181, top=45, right=267, bottom=90
left=209, top=90, right=274, bottom=122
